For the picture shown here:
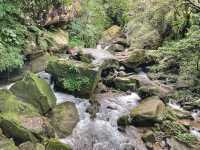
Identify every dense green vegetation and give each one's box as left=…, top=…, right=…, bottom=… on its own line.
left=0, top=0, right=129, bottom=72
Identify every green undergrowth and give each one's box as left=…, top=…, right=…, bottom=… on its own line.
left=59, top=64, right=90, bottom=92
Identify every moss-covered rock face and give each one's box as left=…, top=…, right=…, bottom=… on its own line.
left=0, top=112, right=55, bottom=144
left=48, top=102, right=79, bottom=138
left=113, top=76, right=139, bottom=92
left=19, top=141, right=45, bottom=150
left=0, top=89, right=39, bottom=115
left=0, top=128, right=19, bottom=150
left=10, top=72, right=57, bottom=114
left=100, top=25, right=122, bottom=44
left=44, top=29, right=69, bottom=53
left=123, top=49, right=157, bottom=70
left=46, top=59, right=101, bottom=98
left=126, top=0, right=175, bottom=49
left=130, top=96, right=165, bottom=126
left=45, top=139, right=72, bottom=150
left=0, top=89, right=54, bottom=143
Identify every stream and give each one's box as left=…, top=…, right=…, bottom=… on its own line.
left=0, top=71, right=147, bottom=150
left=1, top=70, right=200, bottom=149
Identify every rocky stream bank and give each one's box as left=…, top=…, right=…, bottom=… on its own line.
left=0, top=25, right=200, bottom=150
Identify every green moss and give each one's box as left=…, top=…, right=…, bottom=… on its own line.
left=0, top=89, right=39, bottom=116
left=10, top=72, right=57, bottom=114
left=0, top=113, right=39, bottom=144
left=175, top=133, right=198, bottom=146
left=47, top=59, right=100, bottom=98
left=45, top=139, right=72, bottom=150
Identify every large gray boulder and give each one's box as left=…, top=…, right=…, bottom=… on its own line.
left=10, top=72, right=57, bottom=114
left=130, top=96, right=165, bottom=126
left=48, top=102, right=79, bottom=138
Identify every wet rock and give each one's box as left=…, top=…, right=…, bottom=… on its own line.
left=167, top=138, right=192, bottom=150
left=142, top=131, right=156, bottom=143
left=115, top=49, right=157, bottom=70
left=0, top=112, right=55, bottom=144
left=46, top=59, right=100, bottom=98
left=0, top=128, right=19, bottom=150
left=19, top=141, right=45, bottom=150
left=45, top=139, right=72, bottom=150
left=113, top=74, right=173, bottom=98
left=47, top=102, right=79, bottom=138
left=130, top=96, right=165, bottom=126
left=117, top=115, right=130, bottom=127
left=113, top=76, right=138, bottom=92
left=106, top=44, right=125, bottom=53
left=10, top=72, right=56, bottom=114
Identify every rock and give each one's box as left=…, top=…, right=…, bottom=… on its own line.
left=47, top=102, right=79, bottom=138
left=44, top=29, right=69, bottom=52
left=46, top=59, right=100, bottom=98
left=111, top=74, right=173, bottom=98
left=45, top=139, right=72, bottom=150
left=106, top=44, right=125, bottom=53
left=115, top=49, right=157, bottom=71
left=130, top=96, right=165, bottom=126
left=0, top=89, right=39, bottom=115
left=112, top=37, right=129, bottom=47
left=19, top=142, right=45, bottom=150
left=142, top=131, right=156, bottom=143
left=0, top=89, right=54, bottom=144
left=10, top=72, right=57, bottom=114
left=113, top=76, right=138, bottom=92
left=100, top=25, right=122, bottom=43
left=123, top=49, right=156, bottom=69
left=0, top=112, right=55, bottom=144
left=0, top=128, right=19, bottom=150
left=117, top=115, right=130, bottom=127
left=127, top=22, right=161, bottom=49
left=24, top=53, right=51, bottom=73
left=167, top=138, right=192, bottom=150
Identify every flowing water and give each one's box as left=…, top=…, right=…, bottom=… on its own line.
left=56, top=91, right=146, bottom=150
left=0, top=72, right=147, bottom=150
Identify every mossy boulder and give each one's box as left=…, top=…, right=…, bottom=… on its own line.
left=100, top=25, right=122, bottom=43
left=0, top=128, right=19, bottom=150
left=123, top=49, right=157, bottom=70
left=0, top=112, right=55, bottom=144
left=10, top=72, right=57, bottom=114
left=19, top=142, right=45, bottom=150
left=113, top=76, right=139, bottom=92
left=0, top=89, right=39, bottom=115
left=46, top=59, right=101, bottom=98
left=45, top=139, right=72, bottom=150
left=130, top=96, right=165, bottom=126
left=127, top=22, right=161, bottom=49
left=44, top=29, right=69, bottom=53
left=47, top=102, right=79, bottom=138
left=0, top=88, right=55, bottom=144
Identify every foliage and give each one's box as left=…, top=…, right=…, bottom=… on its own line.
left=67, top=0, right=110, bottom=48
left=175, top=133, right=198, bottom=145
left=103, top=0, right=129, bottom=26
left=67, top=0, right=129, bottom=48
left=60, top=64, right=90, bottom=92
left=0, top=1, right=26, bottom=72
